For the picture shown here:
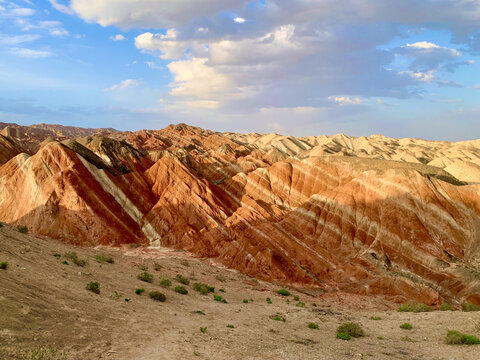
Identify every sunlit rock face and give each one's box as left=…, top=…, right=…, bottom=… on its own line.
left=1, top=122, right=480, bottom=305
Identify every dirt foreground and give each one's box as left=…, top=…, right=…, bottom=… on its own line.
left=1, top=224, right=479, bottom=360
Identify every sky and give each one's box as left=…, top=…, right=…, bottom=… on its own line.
left=0, top=0, right=480, bottom=140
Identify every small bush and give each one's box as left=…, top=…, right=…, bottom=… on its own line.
left=193, top=310, right=205, bottom=315
left=137, top=272, right=154, bottom=283
left=308, top=322, right=319, bottom=329
left=175, top=286, right=188, bottom=295
left=243, top=299, right=249, bottom=303
left=135, top=288, right=145, bottom=295
left=200, top=327, right=207, bottom=333
left=0, top=222, right=3, bottom=228
left=445, top=330, right=480, bottom=345
left=64, top=252, right=87, bottom=267
left=336, top=332, right=351, bottom=341
left=86, top=282, right=100, bottom=294
left=462, top=303, right=480, bottom=312
left=160, top=278, right=171, bottom=288
left=377, top=336, right=384, bottom=340
left=277, top=289, right=290, bottom=296
left=17, top=225, right=28, bottom=233
left=193, top=283, right=214, bottom=294
left=293, top=295, right=300, bottom=301
left=271, top=315, right=285, bottom=322
left=337, top=322, right=364, bottom=338
left=213, top=294, right=227, bottom=303
left=369, top=316, right=382, bottom=320
left=53, top=253, right=61, bottom=259
left=95, top=254, right=114, bottom=264
left=0, top=262, right=8, bottom=270
left=176, top=274, right=190, bottom=285
left=226, top=324, right=235, bottom=328
left=400, top=323, right=413, bottom=330
left=154, top=263, right=162, bottom=271
left=23, top=345, right=66, bottom=360
left=440, top=303, right=452, bottom=311
left=219, top=288, right=225, bottom=293
left=149, top=291, right=166, bottom=302
left=124, top=298, right=130, bottom=302
left=398, top=303, right=432, bottom=313
left=266, top=297, right=272, bottom=304
left=296, top=301, right=305, bottom=307
left=62, top=261, right=68, bottom=265
left=180, top=260, right=190, bottom=267
left=138, top=265, right=148, bottom=271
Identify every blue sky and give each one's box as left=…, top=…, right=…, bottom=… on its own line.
left=0, top=0, right=479, bottom=140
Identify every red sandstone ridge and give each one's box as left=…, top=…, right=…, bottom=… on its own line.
left=1, top=122, right=480, bottom=306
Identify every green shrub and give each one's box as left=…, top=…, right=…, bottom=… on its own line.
left=296, top=301, right=305, bottom=307
left=137, top=272, right=154, bottom=283
left=213, top=294, right=227, bottom=303
left=377, top=336, right=384, bottom=340
left=445, top=330, right=480, bottom=345
left=86, top=282, right=100, bottom=294
left=0, top=262, right=8, bottom=270
left=369, top=316, right=382, bottom=320
left=0, top=222, right=3, bottom=228
left=124, top=298, right=130, bottom=302
left=62, top=261, right=68, bottom=265
left=154, top=263, right=162, bottom=271
left=176, top=274, right=190, bottom=285
left=17, top=225, right=28, bottom=233
left=95, top=254, right=114, bottom=264
left=149, top=291, right=166, bottom=302
left=277, top=289, right=290, bottom=296
left=270, top=315, right=285, bottom=322
left=336, top=332, right=351, bottom=341
left=138, top=265, right=148, bottom=271
left=219, top=288, right=225, bottom=293
left=398, top=303, right=432, bottom=313
left=175, top=286, right=188, bottom=295
left=64, top=252, right=87, bottom=267
left=266, top=297, right=272, bottom=304
left=440, top=303, right=452, bottom=311
left=135, top=288, right=145, bottom=295
left=160, top=278, right=171, bottom=288
left=53, top=253, right=61, bottom=259
left=23, top=345, right=66, bottom=360
left=193, top=310, right=205, bottom=315
left=337, top=322, right=364, bottom=338
left=308, top=322, right=319, bottom=329
left=200, top=327, right=207, bottom=333
left=243, top=299, right=249, bottom=303
left=462, top=303, right=480, bottom=312
left=193, top=283, right=214, bottom=294
left=226, top=324, right=235, bottom=328
left=400, top=323, right=413, bottom=330
left=293, top=295, right=300, bottom=301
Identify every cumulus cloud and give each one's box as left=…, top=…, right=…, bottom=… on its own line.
left=110, top=34, right=125, bottom=41
left=234, top=17, right=246, bottom=23
left=328, top=96, right=362, bottom=105
left=104, top=79, right=141, bottom=92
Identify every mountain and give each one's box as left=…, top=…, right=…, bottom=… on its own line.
left=1, top=122, right=480, bottom=306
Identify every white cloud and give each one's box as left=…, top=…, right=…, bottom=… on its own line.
left=234, top=17, right=245, bottom=23
left=406, top=41, right=440, bottom=49
left=0, top=34, right=40, bottom=45
left=328, top=96, right=362, bottom=105
left=48, top=0, right=74, bottom=15
left=144, top=61, right=163, bottom=70
left=110, top=34, right=125, bottom=41
left=22, top=20, right=70, bottom=37
left=9, top=47, right=54, bottom=58
left=399, top=70, right=435, bottom=82
left=104, top=79, right=141, bottom=92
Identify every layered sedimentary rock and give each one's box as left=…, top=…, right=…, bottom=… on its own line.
left=1, top=122, right=480, bottom=305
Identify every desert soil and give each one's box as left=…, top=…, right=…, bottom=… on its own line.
left=1, top=224, right=479, bottom=360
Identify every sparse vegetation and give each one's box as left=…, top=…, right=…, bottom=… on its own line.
left=266, top=297, right=272, bottom=304
left=17, top=225, right=28, bottom=233
left=400, top=323, right=413, bottom=330
left=176, top=274, right=190, bottom=285
left=337, top=322, right=364, bottom=338
left=243, top=299, right=249, bottom=303
left=86, top=282, right=100, bottom=294
left=213, top=294, right=227, bottom=303
left=462, top=303, right=480, bottom=312
left=62, top=261, right=68, bottom=265
left=175, top=286, right=188, bottom=294
left=138, top=265, right=148, bottom=271
left=369, top=316, right=382, bottom=320
left=160, top=278, right=172, bottom=288
left=271, top=315, right=285, bottom=322
left=440, top=303, right=452, bottom=311
left=135, top=288, right=145, bottom=295
left=445, top=330, right=480, bottom=345
left=22, top=345, right=67, bottom=360
left=219, top=288, right=225, bottom=292
left=0, top=222, right=3, bottom=228
left=200, top=327, right=207, bottom=333
left=53, top=253, right=61, bottom=259
left=0, top=261, right=8, bottom=270
left=377, top=336, right=384, bottom=340
left=226, top=324, right=235, bottom=328
left=293, top=295, right=300, bottom=301
left=149, top=291, right=166, bottom=302
left=215, top=274, right=226, bottom=282
left=336, top=332, right=351, bottom=341
left=296, top=301, right=305, bottom=307
left=180, top=259, right=190, bottom=267
left=137, top=272, right=154, bottom=283
left=193, top=310, right=205, bottom=315
left=193, top=282, right=214, bottom=294
left=277, top=289, right=290, bottom=296
left=308, top=322, right=319, bottom=329
left=397, top=303, right=432, bottom=313
left=153, top=263, right=162, bottom=271
left=95, top=254, right=114, bottom=264
left=64, top=252, right=87, bottom=267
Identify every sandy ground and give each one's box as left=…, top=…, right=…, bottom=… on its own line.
left=1, top=224, right=480, bottom=360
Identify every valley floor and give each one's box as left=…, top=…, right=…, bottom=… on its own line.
left=1, top=225, right=479, bottom=360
